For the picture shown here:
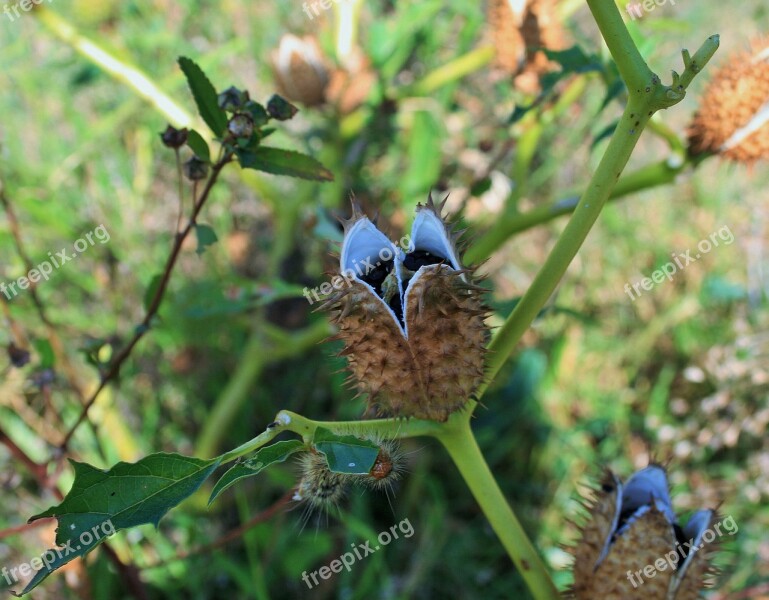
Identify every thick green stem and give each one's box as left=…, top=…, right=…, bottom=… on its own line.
left=478, top=95, right=651, bottom=397
left=474, top=12, right=718, bottom=398
left=435, top=420, right=560, bottom=600
left=587, top=0, right=653, bottom=92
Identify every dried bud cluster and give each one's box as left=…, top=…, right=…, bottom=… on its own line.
left=322, top=195, right=488, bottom=422
left=487, top=0, right=567, bottom=93
left=688, top=37, right=769, bottom=163
left=571, top=466, right=718, bottom=599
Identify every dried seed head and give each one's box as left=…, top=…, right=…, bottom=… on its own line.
left=324, top=194, right=489, bottom=422
left=688, top=37, right=769, bottom=163
left=183, top=156, right=209, bottom=181
left=325, top=51, right=377, bottom=115
left=160, top=125, right=188, bottom=149
left=571, top=465, right=719, bottom=600
left=487, top=0, right=567, bottom=94
left=270, top=34, right=330, bottom=107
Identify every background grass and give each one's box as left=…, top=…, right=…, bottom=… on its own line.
left=1, top=0, right=767, bottom=598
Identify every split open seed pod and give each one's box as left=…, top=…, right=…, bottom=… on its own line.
left=571, top=465, right=719, bottom=599
left=322, top=195, right=488, bottom=422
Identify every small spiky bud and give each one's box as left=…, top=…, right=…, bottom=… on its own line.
left=487, top=0, right=567, bottom=93
left=270, top=34, right=330, bottom=107
left=571, top=465, right=719, bottom=599
left=323, top=194, right=489, bottom=422
left=688, top=37, right=769, bottom=163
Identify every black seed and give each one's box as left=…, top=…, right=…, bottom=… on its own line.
left=403, top=250, right=445, bottom=271
left=360, top=260, right=392, bottom=293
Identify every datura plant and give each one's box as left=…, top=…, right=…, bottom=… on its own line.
left=13, top=2, right=724, bottom=599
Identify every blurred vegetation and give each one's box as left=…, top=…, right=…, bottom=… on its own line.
left=1, top=0, right=767, bottom=598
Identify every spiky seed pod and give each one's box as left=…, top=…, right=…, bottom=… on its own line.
left=270, top=34, right=330, bottom=107
left=688, top=37, right=769, bottom=163
left=571, top=465, right=718, bottom=600
left=294, top=451, right=347, bottom=510
left=487, top=0, right=567, bottom=94
left=323, top=195, right=489, bottom=422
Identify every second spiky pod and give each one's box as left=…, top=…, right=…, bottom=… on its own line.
left=323, top=195, right=488, bottom=422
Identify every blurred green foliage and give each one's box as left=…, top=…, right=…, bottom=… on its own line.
left=1, top=0, right=768, bottom=598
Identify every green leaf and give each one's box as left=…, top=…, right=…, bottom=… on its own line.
left=20, top=453, right=220, bottom=595
left=33, top=339, right=55, bottom=369
left=178, top=57, right=228, bottom=136
left=194, top=224, right=218, bottom=255
left=542, top=45, right=603, bottom=74
left=208, top=440, right=305, bottom=505
left=143, top=273, right=163, bottom=312
left=186, top=129, right=210, bottom=162
left=312, top=427, right=379, bottom=475
left=236, top=147, right=334, bottom=181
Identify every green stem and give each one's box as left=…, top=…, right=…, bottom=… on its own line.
left=478, top=95, right=652, bottom=397
left=465, top=155, right=693, bottom=264
left=587, top=0, right=653, bottom=93
left=435, top=420, right=560, bottom=600
left=217, top=409, right=451, bottom=464
left=474, top=10, right=718, bottom=397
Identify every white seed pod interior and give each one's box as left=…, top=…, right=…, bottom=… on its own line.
left=410, top=206, right=461, bottom=269
left=618, top=465, right=676, bottom=533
